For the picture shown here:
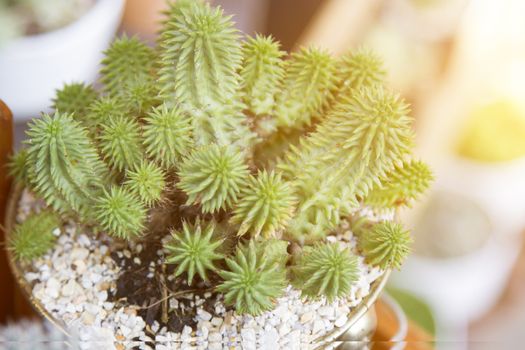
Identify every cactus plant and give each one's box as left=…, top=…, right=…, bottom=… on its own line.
left=217, top=240, right=287, bottom=315
left=165, top=219, right=225, bottom=286
left=12, top=0, right=432, bottom=317
left=357, top=221, right=412, bottom=270
left=8, top=211, right=60, bottom=262
left=292, top=242, right=359, bottom=302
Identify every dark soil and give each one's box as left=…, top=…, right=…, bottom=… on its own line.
left=109, top=239, right=226, bottom=337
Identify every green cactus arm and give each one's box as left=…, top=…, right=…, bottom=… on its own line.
left=24, top=112, right=108, bottom=217
left=358, top=221, right=412, bottom=270
left=230, top=170, right=296, bottom=238
left=7, top=149, right=30, bottom=185
left=256, top=238, right=289, bottom=267
left=177, top=145, right=249, bottom=213
left=142, top=104, right=193, bottom=169
left=337, top=49, right=386, bottom=95
left=124, top=161, right=166, bottom=207
left=273, top=47, right=338, bottom=130
left=94, top=186, right=147, bottom=240
left=158, top=1, right=254, bottom=150
left=365, top=159, right=434, bottom=209
left=217, top=240, right=287, bottom=315
left=8, top=210, right=60, bottom=262
left=240, top=34, right=285, bottom=116
left=291, top=242, right=359, bottom=302
left=121, top=78, right=160, bottom=116
left=52, top=82, right=97, bottom=120
left=85, top=95, right=126, bottom=130
left=165, top=219, right=225, bottom=286
left=100, top=35, right=157, bottom=96
left=98, top=116, right=144, bottom=173
left=279, top=87, right=414, bottom=242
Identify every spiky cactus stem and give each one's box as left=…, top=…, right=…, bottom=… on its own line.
left=25, top=112, right=107, bottom=218
left=142, top=104, right=193, bottom=170
left=94, top=186, right=147, bottom=240
left=240, top=35, right=285, bottom=117
left=274, top=47, right=338, bottom=130
left=365, top=159, right=433, bottom=209
left=177, top=145, right=249, bottom=213
left=357, top=221, right=412, bottom=270
left=165, top=219, right=225, bottom=285
left=159, top=1, right=253, bottom=150
left=292, top=242, right=359, bottom=302
left=100, top=35, right=157, bottom=97
left=8, top=211, right=60, bottom=262
left=231, top=170, right=296, bottom=238
left=217, top=240, right=287, bottom=315
left=52, top=82, right=97, bottom=120
left=280, top=87, right=414, bottom=242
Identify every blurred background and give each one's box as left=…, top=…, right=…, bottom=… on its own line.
left=2, top=0, right=525, bottom=349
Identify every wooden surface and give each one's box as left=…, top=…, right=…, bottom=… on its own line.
left=0, top=100, right=35, bottom=322
left=0, top=99, right=15, bottom=323
left=373, top=299, right=434, bottom=350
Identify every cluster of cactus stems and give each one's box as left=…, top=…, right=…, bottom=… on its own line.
left=8, top=0, right=433, bottom=316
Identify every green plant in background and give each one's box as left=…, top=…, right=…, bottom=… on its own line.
left=10, top=0, right=433, bottom=316
left=8, top=211, right=60, bottom=262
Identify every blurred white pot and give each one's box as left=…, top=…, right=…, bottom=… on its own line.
left=390, top=234, right=520, bottom=326
left=0, top=0, right=125, bottom=120
left=437, top=156, right=525, bottom=239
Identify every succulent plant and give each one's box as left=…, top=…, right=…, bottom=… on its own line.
left=14, top=0, right=432, bottom=317
left=358, top=221, right=412, bottom=270
left=292, top=242, right=359, bottom=302
left=177, top=145, right=249, bottom=213
left=279, top=87, right=414, bottom=242
left=274, top=47, right=337, bottom=130
left=365, top=159, right=434, bottom=209
left=94, top=186, right=147, bottom=240
left=24, top=112, right=106, bottom=217
left=217, top=240, right=287, bottom=315
left=165, top=219, right=225, bottom=285
left=8, top=211, right=60, bottom=262
left=85, top=95, right=126, bottom=129
left=240, top=34, right=285, bottom=117
left=337, top=49, right=386, bottom=94
left=231, top=170, right=296, bottom=238
left=98, top=116, right=144, bottom=172
left=100, top=35, right=157, bottom=97
left=158, top=1, right=253, bottom=150
left=142, top=104, right=193, bottom=169
left=52, top=82, right=97, bottom=119
left=7, top=148, right=30, bottom=185
left=124, top=161, right=166, bottom=207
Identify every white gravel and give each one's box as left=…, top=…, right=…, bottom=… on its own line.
left=16, top=190, right=388, bottom=349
